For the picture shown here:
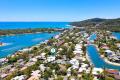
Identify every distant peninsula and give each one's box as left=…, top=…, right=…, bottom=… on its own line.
left=71, top=18, right=120, bottom=32
left=0, top=28, right=65, bottom=36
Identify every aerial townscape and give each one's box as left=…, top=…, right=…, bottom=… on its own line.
left=0, top=18, right=120, bottom=80
left=0, top=0, right=120, bottom=80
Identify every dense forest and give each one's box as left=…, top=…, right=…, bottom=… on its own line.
left=0, top=28, right=65, bottom=35
left=71, top=18, right=120, bottom=32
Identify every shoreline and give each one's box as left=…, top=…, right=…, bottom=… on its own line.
left=104, top=58, right=120, bottom=66
left=0, top=28, right=66, bottom=36
left=93, top=44, right=120, bottom=66
left=86, top=52, right=94, bottom=66
left=0, top=40, right=47, bottom=59
left=0, top=31, right=60, bottom=37
left=0, top=43, right=8, bottom=47
left=0, top=32, right=62, bottom=59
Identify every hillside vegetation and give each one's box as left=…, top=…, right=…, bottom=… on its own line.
left=71, top=18, right=120, bottom=32
left=0, top=28, right=64, bottom=35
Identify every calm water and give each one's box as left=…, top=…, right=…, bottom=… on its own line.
left=87, top=33, right=120, bottom=70
left=87, top=45, right=120, bottom=70
left=0, top=32, right=59, bottom=58
left=0, top=22, right=70, bottom=58
left=89, top=33, right=97, bottom=41
left=0, top=22, right=70, bottom=30
left=112, top=32, right=120, bottom=40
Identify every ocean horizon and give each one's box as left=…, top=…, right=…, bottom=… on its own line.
left=0, top=22, right=70, bottom=30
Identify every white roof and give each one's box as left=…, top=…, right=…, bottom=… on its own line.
left=75, top=46, right=82, bottom=49
left=75, top=48, right=82, bottom=50
left=78, top=68, right=84, bottom=72
left=78, top=67, right=86, bottom=72
left=70, top=59, right=79, bottom=69
left=31, top=70, right=41, bottom=77
left=73, top=51, right=83, bottom=54
left=1, top=74, right=8, bottom=78
left=86, top=69, right=90, bottom=73
left=67, top=67, right=71, bottom=72
left=19, top=48, right=31, bottom=52
left=81, top=64, right=88, bottom=68
left=81, top=58, right=86, bottom=61
left=105, top=50, right=113, bottom=53
left=39, top=64, right=45, bottom=72
left=117, top=43, right=120, bottom=48
left=0, top=58, right=7, bottom=62
left=30, top=58, right=37, bottom=62
left=70, top=59, right=79, bottom=65
left=55, top=35, right=59, bottom=39
left=80, top=41, right=83, bottom=44
left=47, top=56, right=55, bottom=62
left=92, top=68, right=103, bottom=75
left=41, top=53, right=46, bottom=56
left=58, top=48, right=63, bottom=51
left=11, top=75, right=26, bottom=80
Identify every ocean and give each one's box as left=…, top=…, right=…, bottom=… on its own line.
left=0, top=22, right=70, bottom=30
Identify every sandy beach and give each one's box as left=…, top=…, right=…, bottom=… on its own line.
left=0, top=43, right=8, bottom=47
left=104, top=57, right=120, bottom=66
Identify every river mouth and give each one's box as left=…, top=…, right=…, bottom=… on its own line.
left=0, top=22, right=71, bottom=58
left=0, top=32, right=60, bottom=58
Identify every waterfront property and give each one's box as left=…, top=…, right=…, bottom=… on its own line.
left=112, top=32, right=120, bottom=40
left=88, top=33, right=97, bottom=42
left=87, top=31, right=120, bottom=70
left=0, top=27, right=120, bottom=80
left=87, top=45, right=120, bottom=70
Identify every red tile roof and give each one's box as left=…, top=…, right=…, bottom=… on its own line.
left=56, top=40, right=64, bottom=46
left=106, top=70, right=119, bottom=74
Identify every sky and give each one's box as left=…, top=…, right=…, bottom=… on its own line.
left=0, top=0, right=120, bottom=22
